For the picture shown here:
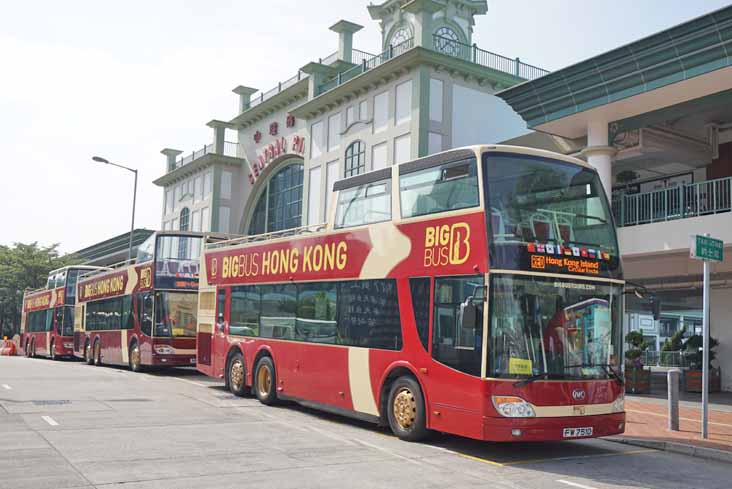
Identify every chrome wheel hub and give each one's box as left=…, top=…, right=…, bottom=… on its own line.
left=393, top=388, right=417, bottom=430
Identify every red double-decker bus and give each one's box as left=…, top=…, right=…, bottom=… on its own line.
left=196, top=145, right=626, bottom=442
left=21, top=266, right=107, bottom=359
left=74, top=232, right=205, bottom=371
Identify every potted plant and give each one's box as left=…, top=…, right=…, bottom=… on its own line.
left=660, top=329, right=684, bottom=367
left=624, top=331, right=651, bottom=394
left=682, top=335, right=721, bottom=393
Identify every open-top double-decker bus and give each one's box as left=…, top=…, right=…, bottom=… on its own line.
left=21, top=266, right=108, bottom=359
left=195, top=145, right=625, bottom=442
left=74, top=232, right=205, bottom=370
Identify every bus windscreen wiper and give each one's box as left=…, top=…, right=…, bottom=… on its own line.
left=564, top=363, right=624, bottom=386
left=513, top=372, right=565, bottom=388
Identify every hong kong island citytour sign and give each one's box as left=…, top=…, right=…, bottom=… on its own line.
left=248, top=114, right=305, bottom=185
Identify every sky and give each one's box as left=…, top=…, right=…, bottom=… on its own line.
left=1, top=0, right=730, bottom=254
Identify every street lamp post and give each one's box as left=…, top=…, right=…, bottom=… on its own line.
left=92, top=156, right=138, bottom=262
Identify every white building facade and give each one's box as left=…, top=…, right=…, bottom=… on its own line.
left=154, top=0, right=541, bottom=238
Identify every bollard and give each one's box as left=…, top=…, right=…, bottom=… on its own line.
left=668, top=369, right=680, bottom=431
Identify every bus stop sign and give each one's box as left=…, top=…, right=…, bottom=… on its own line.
left=690, top=235, right=724, bottom=262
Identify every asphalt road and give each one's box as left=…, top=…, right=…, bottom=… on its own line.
left=1, top=355, right=729, bottom=489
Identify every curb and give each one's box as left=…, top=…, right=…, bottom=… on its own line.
left=607, top=436, right=732, bottom=464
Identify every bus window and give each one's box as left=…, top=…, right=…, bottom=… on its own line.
left=216, top=289, right=226, bottom=332
left=335, top=180, right=392, bottom=228
left=409, top=278, right=431, bottom=352
left=296, top=283, right=337, bottom=344
left=55, top=307, right=63, bottom=335
left=138, top=293, right=153, bottom=336
left=154, top=292, right=197, bottom=337
left=230, top=287, right=261, bottom=337
left=432, top=275, right=484, bottom=376
left=63, top=307, right=74, bottom=336
left=55, top=271, right=67, bottom=289
left=400, top=158, right=479, bottom=218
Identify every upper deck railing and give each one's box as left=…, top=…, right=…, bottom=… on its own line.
left=611, top=176, right=732, bottom=227
left=206, top=223, right=328, bottom=251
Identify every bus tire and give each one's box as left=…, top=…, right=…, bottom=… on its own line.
left=84, top=340, right=94, bottom=365
left=227, top=352, right=247, bottom=397
left=24, top=339, right=30, bottom=357
left=93, top=340, right=102, bottom=366
left=50, top=339, right=56, bottom=360
left=386, top=376, right=429, bottom=442
left=30, top=339, right=36, bottom=358
left=253, top=356, right=277, bottom=405
left=129, top=342, right=143, bottom=373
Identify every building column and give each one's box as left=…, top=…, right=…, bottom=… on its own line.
left=403, top=0, right=442, bottom=49
left=207, top=120, right=229, bottom=155
left=301, top=62, right=335, bottom=100
left=161, top=148, right=183, bottom=172
left=582, top=120, right=616, bottom=197
left=329, top=20, right=363, bottom=64
left=232, top=86, right=258, bottom=114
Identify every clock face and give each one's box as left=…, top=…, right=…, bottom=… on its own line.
left=390, top=27, right=411, bottom=47
left=434, top=26, right=461, bottom=56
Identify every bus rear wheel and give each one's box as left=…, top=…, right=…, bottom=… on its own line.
left=254, top=357, right=277, bottom=405
left=84, top=341, right=93, bottom=365
left=227, top=353, right=247, bottom=397
left=30, top=340, right=36, bottom=358
left=129, top=343, right=143, bottom=372
left=24, top=339, right=31, bottom=357
left=387, top=376, right=429, bottom=442
left=50, top=339, right=56, bottom=360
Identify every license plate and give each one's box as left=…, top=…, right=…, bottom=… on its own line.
left=563, top=427, right=593, bottom=438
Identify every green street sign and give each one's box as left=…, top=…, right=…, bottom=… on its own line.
left=690, top=235, right=724, bottom=262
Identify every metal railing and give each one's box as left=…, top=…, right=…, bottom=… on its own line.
left=641, top=351, right=692, bottom=368
left=206, top=222, right=328, bottom=250
left=173, top=141, right=239, bottom=170
left=242, top=50, right=339, bottom=111
left=612, top=176, right=732, bottom=227
left=351, top=48, right=375, bottom=65
left=431, top=35, right=549, bottom=80
left=318, top=39, right=415, bottom=95
left=317, top=36, right=548, bottom=96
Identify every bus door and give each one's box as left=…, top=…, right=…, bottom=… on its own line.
left=212, top=288, right=230, bottom=379
left=137, top=292, right=154, bottom=364
left=426, top=275, right=486, bottom=437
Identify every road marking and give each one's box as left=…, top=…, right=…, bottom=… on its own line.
left=1, top=384, right=11, bottom=390
left=457, top=453, right=505, bottom=467
left=557, top=480, right=600, bottom=489
left=41, top=416, right=59, bottom=426
left=353, top=438, right=426, bottom=466
left=454, top=448, right=656, bottom=468
left=503, top=448, right=657, bottom=466
left=171, top=377, right=209, bottom=388
left=627, top=408, right=732, bottom=428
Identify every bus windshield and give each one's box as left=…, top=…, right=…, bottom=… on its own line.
left=155, top=235, right=202, bottom=289
left=154, top=291, right=197, bottom=338
left=489, top=274, right=622, bottom=380
left=484, top=153, right=620, bottom=278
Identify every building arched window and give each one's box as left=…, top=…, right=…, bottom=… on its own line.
left=247, top=162, right=304, bottom=235
left=344, top=141, right=366, bottom=177
left=434, top=26, right=461, bottom=57
left=179, top=207, right=190, bottom=231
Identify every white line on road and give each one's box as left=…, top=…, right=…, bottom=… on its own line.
left=41, top=416, right=59, bottom=426
left=557, top=480, right=600, bottom=489
left=1, top=384, right=11, bottom=390
left=171, top=377, right=208, bottom=388
left=353, top=438, right=426, bottom=467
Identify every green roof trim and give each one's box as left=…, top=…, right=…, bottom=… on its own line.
left=497, top=5, right=732, bottom=128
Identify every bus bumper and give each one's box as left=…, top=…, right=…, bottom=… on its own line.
left=482, top=412, right=625, bottom=442
left=151, top=354, right=197, bottom=367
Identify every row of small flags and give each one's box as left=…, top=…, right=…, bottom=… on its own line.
left=527, top=243, right=611, bottom=261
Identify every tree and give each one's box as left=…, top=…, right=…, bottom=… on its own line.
left=0, top=243, right=79, bottom=338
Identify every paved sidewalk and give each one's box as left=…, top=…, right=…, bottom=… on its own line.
left=612, top=396, right=732, bottom=462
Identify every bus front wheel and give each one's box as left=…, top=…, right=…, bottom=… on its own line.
left=84, top=341, right=94, bottom=365
left=93, top=341, right=102, bottom=366
left=227, top=353, right=247, bottom=397
left=386, top=376, right=429, bottom=442
left=253, top=357, right=277, bottom=405
left=129, top=342, right=142, bottom=373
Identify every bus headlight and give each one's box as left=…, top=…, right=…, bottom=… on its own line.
left=612, top=393, right=625, bottom=413
left=492, top=396, right=536, bottom=418
left=154, top=346, right=175, bottom=355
